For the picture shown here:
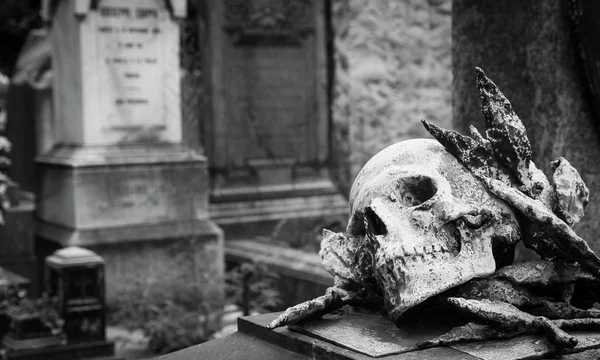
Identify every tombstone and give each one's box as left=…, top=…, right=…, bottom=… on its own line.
left=206, top=0, right=348, bottom=243
left=36, top=0, right=224, bottom=312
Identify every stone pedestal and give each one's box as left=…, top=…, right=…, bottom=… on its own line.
left=37, top=0, right=223, bottom=305
left=158, top=311, right=600, bottom=360
left=206, top=0, right=348, bottom=243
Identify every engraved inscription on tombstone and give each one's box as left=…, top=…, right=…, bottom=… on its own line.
left=96, top=0, right=168, bottom=130
left=50, top=0, right=182, bottom=145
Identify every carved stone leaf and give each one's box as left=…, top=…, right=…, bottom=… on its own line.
left=447, top=297, right=577, bottom=347
left=493, top=259, right=596, bottom=288
left=320, top=229, right=377, bottom=288
left=417, top=322, right=522, bottom=349
left=319, top=229, right=358, bottom=282
left=551, top=157, right=590, bottom=227
left=421, top=119, right=496, bottom=179
left=480, top=176, right=600, bottom=276
left=477, top=67, right=532, bottom=187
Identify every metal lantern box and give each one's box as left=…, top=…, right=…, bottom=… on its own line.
left=45, top=246, right=105, bottom=343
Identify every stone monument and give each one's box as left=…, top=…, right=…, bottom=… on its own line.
left=36, top=0, right=223, bottom=306
left=206, top=0, right=347, bottom=241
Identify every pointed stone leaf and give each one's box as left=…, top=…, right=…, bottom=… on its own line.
left=477, top=67, right=532, bottom=187
left=421, top=119, right=497, bottom=179
left=479, top=175, right=600, bottom=277
left=551, top=157, right=589, bottom=227
left=468, top=125, right=491, bottom=150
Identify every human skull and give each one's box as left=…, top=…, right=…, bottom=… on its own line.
left=346, top=138, right=521, bottom=322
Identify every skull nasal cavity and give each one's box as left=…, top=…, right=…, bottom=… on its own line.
left=365, top=207, right=387, bottom=236
left=399, top=176, right=437, bottom=206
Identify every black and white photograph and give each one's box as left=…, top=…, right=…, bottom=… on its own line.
left=1, top=0, right=600, bottom=359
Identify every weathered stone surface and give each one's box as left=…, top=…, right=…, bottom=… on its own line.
left=36, top=220, right=223, bottom=306
left=269, top=138, right=522, bottom=330
left=476, top=67, right=532, bottom=188
left=36, top=146, right=209, bottom=230
left=330, top=0, right=453, bottom=195
left=346, top=139, right=520, bottom=321
left=453, top=0, right=600, bottom=257
left=290, top=306, right=457, bottom=357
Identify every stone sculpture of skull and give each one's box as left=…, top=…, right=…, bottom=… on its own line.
left=346, top=138, right=522, bottom=322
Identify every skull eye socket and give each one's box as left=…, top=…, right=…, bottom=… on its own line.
left=397, top=176, right=437, bottom=207
left=364, top=207, right=387, bottom=236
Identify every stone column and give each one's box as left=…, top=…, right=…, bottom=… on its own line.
left=453, top=0, right=600, bottom=254
left=36, top=0, right=223, bottom=307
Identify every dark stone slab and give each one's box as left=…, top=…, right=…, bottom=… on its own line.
left=155, top=332, right=306, bottom=360
left=246, top=312, right=600, bottom=360
left=154, top=312, right=600, bottom=359
left=3, top=339, right=115, bottom=360
left=289, top=307, right=456, bottom=357
left=237, top=312, right=477, bottom=360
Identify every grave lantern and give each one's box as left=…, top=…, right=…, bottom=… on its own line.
left=45, top=246, right=105, bottom=342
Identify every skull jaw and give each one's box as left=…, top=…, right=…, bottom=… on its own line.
left=375, top=240, right=497, bottom=323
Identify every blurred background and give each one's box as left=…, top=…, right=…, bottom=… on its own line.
left=0, top=0, right=598, bottom=358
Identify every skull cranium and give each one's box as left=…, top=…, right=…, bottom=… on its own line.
left=346, top=138, right=521, bottom=322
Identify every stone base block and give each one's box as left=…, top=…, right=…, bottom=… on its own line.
left=37, top=219, right=224, bottom=307
left=212, top=194, right=347, bottom=225
left=36, top=144, right=209, bottom=230
left=35, top=143, right=224, bottom=315
left=158, top=313, right=600, bottom=360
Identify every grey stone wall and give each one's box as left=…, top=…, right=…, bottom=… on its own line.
left=331, top=0, right=453, bottom=196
